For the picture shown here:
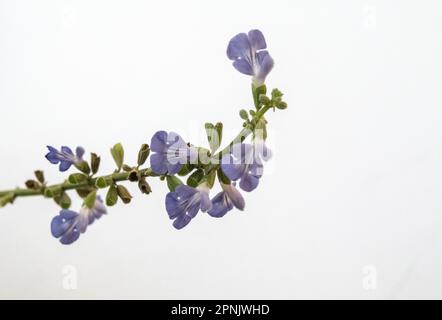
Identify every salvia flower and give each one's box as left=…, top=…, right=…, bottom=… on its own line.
left=208, top=182, right=245, bottom=218
left=221, top=142, right=271, bottom=192
left=227, top=29, right=274, bottom=86
left=150, top=131, right=192, bottom=175
left=45, top=146, right=85, bottom=172
left=51, top=196, right=107, bottom=245
left=165, top=184, right=212, bottom=229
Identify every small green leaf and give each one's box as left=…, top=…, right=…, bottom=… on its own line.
left=205, top=123, right=221, bottom=152
left=106, top=185, right=118, bottom=206
left=186, top=169, right=204, bottom=187
left=137, top=144, right=150, bottom=166
left=111, top=143, right=124, bottom=171
left=178, top=163, right=194, bottom=176
left=166, top=175, right=183, bottom=192
left=84, top=189, right=97, bottom=209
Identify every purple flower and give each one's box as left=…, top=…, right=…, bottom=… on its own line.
left=150, top=131, right=191, bottom=175
left=51, top=196, right=107, bottom=245
left=227, top=29, right=274, bottom=86
left=220, top=141, right=271, bottom=192
left=208, top=182, right=245, bottom=218
left=165, top=184, right=212, bottom=229
left=45, top=146, right=85, bottom=172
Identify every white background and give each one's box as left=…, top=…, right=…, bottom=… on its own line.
left=0, top=0, right=441, bottom=299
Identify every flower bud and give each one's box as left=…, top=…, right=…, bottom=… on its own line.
left=128, top=170, right=139, bottom=182
left=138, top=177, right=152, bottom=194
left=116, top=185, right=132, bottom=204
left=111, top=143, right=124, bottom=171
left=74, top=161, right=91, bottom=175
left=95, top=177, right=108, bottom=189
left=68, top=173, right=88, bottom=184
left=239, top=109, right=249, bottom=120
left=122, top=164, right=133, bottom=172
left=25, top=180, right=40, bottom=190
left=275, top=101, right=287, bottom=110
left=271, top=88, right=283, bottom=99
left=54, top=191, right=71, bottom=209
left=259, top=94, right=271, bottom=105
left=137, top=144, right=150, bottom=166
left=90, top=153, right=101, bottom=175
left=34, top=170, right=45, bottom=184
left=106, top=184, right=118, bottom=206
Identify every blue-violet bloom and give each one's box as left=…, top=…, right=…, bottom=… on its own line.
left=51, top=196, right=107, bottom=245
left=208, top=182, right=245, bottom=218
left=227, top=29, right=274, bottom=86
left=45, top=146, right=85, bottom=172
left=150, top=131, right=192, bottom=175
left=165, top=184, right=212, bottom=229
left=220, top=141, right=271, bottom=192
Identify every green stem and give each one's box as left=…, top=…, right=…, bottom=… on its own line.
left=0, top=103, right=273, bottom=202
left=214, top=104, right=272, bottom=158
left=0, top=169, right=153, bottom=198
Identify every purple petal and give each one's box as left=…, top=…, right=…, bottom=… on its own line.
left=150, top=131, right=168, bottom=153
left=207, top=192, right=231, bottom=218
left=221, top=154, right=244, bottom=181
left=227, top=32, right=251, bottom=61
left=239, top=173, right=260, bottom=192
left=199, top=191, right=212, bottom=212
left=51, top=210, right=78, bottom=238
left=61, top=146, right=74, bottom=156
left=75, top=147, right=85, bottom=159
left=59, top=226, right=80, bottom=245
left=176, top=185, right=199, bottom=198
left=232, top=59, right=253, bottom=75
left=59, top=160, right=73, bottom=172
left=224, top=184, right=245, bottom=210
left=255, top=51, right=274, bottom=83
left=45, top=146, right=60, bottom=164
left=248, top=29, right=267, bottom=51
left=150, top=153, right=168, bottom=175
left=166, top=192, right=185, bottom=219
left=173, top=214, right=192, bottom=230
left=166, top=162, right=183, bottom=175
